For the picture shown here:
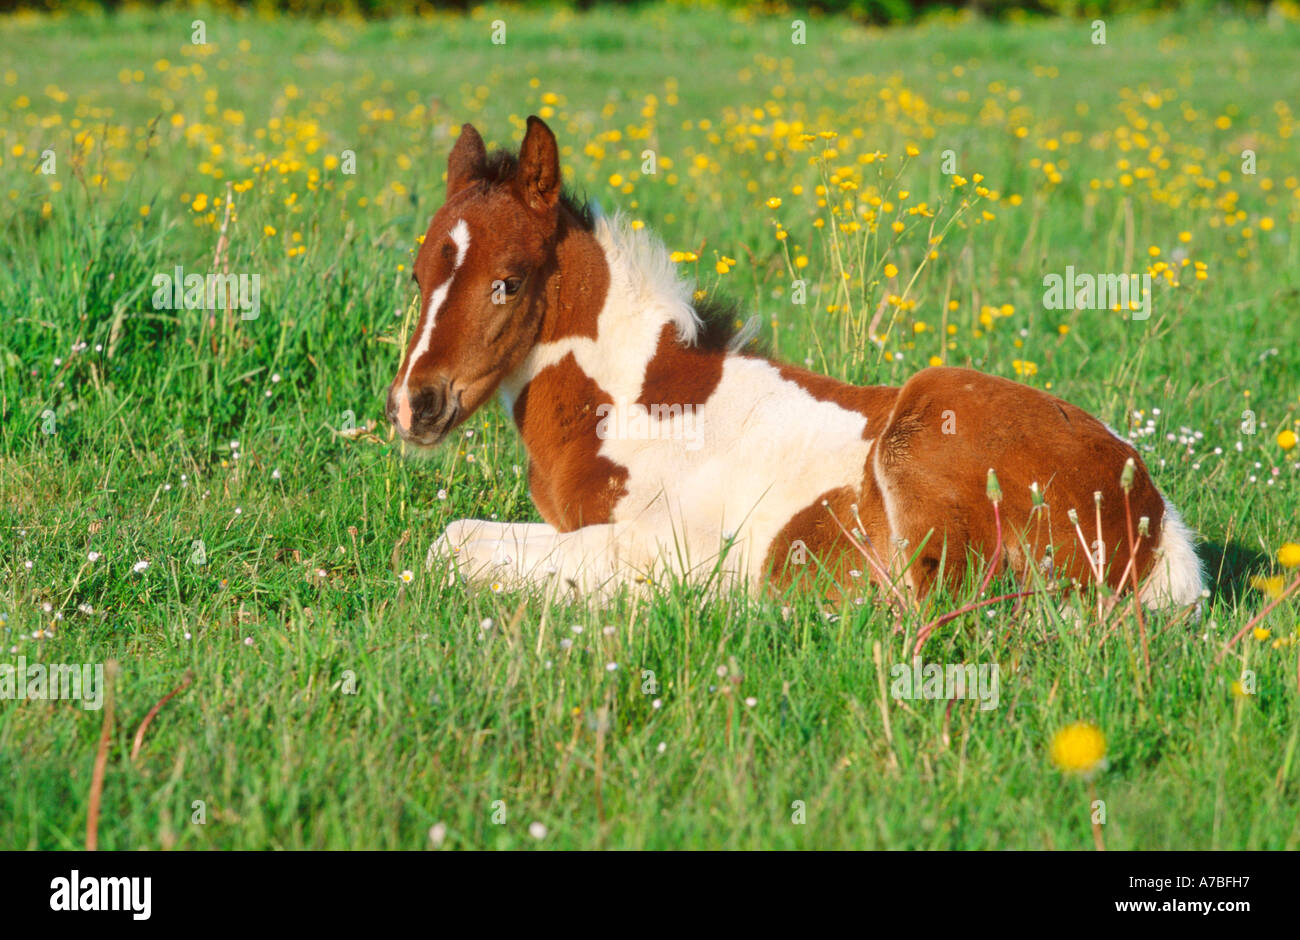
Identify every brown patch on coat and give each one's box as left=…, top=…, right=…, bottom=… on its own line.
left=873, top=366, right=1166, bottom=596
left=513, top=353, right=628, bottom=531
left=637, top=323, right=725, bottom=408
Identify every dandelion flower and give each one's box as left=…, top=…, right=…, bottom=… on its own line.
left=1278, top=543, right=1300, bottom=569
left=1251, top=574, right=1282, bottom=598
left=1050, top=721, right=1107, bottom=777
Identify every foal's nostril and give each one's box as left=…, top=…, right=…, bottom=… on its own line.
left=411, top=384, right=446, bottom=429
left=390, top=377, right=457, bottom=442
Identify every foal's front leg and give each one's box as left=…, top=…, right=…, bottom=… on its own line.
left=427, top=519, right=557, bottom=583
left=431, top=518, right=659, bottom=596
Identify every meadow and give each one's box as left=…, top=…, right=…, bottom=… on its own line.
left=1, top=2, right=1299, bottom=849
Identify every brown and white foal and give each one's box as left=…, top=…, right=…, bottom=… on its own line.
left=386, top=117, right=1204, bottom=608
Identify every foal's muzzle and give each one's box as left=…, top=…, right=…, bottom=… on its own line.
left=387, top=377, right=461, bottom=447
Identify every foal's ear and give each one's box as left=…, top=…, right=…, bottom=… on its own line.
left=516, top=116, right=561, bottom=214
left=447, top=123, right=487, bottom=198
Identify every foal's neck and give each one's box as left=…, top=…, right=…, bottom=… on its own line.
left=503, top=212, right=709, bottom=411
left=536, top=211, right=611, bottom=346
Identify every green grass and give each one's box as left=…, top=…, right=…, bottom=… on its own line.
left=1, top=2, right=1299, bottom=849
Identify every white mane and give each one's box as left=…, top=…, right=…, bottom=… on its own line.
left=592, top=209, right=703, bottom=346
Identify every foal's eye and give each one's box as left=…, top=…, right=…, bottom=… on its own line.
left=500, top=277, right=523, bottom=297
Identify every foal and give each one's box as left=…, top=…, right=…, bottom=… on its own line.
left=386, top=116, right=1204, bottom=608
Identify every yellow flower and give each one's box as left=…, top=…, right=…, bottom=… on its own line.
left=1278, top=429, right=1297, bottom=451
left=1253, top=627, right=1271, bottom=642
left=263, top=225, right=277, bottom=237
left=766, top=197, right=782, bottom=209
left=1278, top=543, right=1300, bottom=569
left=1251, top=574, right=1286, bottom=598
left=1050, top=722, right=1107, bottom=777
left=884, top=263, right=898, bottom=278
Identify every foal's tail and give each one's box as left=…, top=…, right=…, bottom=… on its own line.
left=1138, top=498, right=1205, bottom=609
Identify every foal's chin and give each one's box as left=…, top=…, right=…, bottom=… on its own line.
left=393, top=429, right=451, bottom=457
left=393, top=398, right=472, bottom=454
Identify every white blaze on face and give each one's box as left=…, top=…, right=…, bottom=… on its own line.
left=394, top=219, right=470, bottom=432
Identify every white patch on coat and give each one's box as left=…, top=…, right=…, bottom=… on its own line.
left=498, top=215, right=873, bottom=584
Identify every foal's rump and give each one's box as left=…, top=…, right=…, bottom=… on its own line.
left=872, top=366, right=1200, bottom=604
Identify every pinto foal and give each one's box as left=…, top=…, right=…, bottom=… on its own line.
left=386, top=117, right=1204, bottom=608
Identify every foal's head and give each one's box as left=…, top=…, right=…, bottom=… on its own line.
left=386, top=116, right=572, bottom=446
